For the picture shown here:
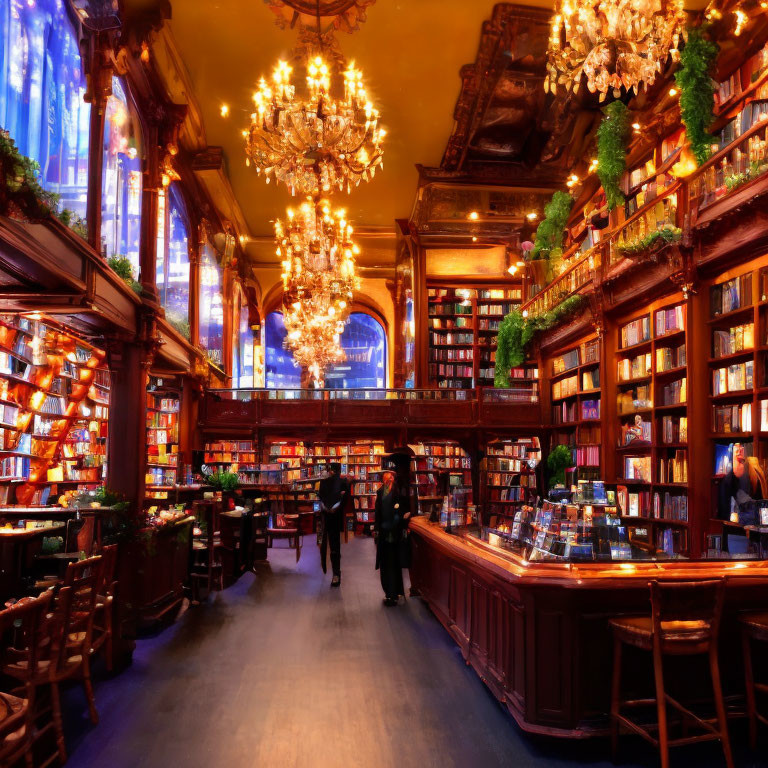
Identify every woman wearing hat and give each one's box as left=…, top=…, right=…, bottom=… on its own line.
left=374, top=453, right=416, bottom=606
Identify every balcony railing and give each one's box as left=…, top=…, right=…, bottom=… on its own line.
left=211, top=384, right=539, bottom=404
left=522, top=246, right=600, bottom=316
left=688, top=118, right=768, bottom=213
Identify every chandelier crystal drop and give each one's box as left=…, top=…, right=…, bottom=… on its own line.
left=245, top=57, right=385, bottom=196
left=545, top=0, right=685, bottom=100
left=277, top=197, right=360, bottom=382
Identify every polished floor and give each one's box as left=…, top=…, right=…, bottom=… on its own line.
left=63, top=536, right=767, bottom=768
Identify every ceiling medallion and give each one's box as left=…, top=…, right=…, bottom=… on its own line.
left=244, top=57, right=384, bottom=196
left=545, top=0, right=685, bottom=100
left=264, top=0, right=377, bottom=34
left=276, top=198, right=360, bottom=382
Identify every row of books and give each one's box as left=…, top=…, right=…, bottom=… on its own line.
left=429, top=364, right=473, bottom=378
left=713, top=323, right=754, bottom=358
left=149, top=428, right=179, bottom=446
left=713, top=403, right=753, bottom=433
left=477, top=318, right=501, bottom=332
left=352, top=482, right=379, bottom=496
left=147, top=395, right=179, bottom=413
left=430, top=347, right=473, bottom=361
left=0, top=402, right=19, bottom=426
left=553, top=348, right=581, bottom=374
left=656, top=344, right=686, bottom=372
left=582, top=369, right=600, bottom=390
left=552, top=375, right=578, bottom=400
left=147, top=412, right=177, bottom=430
left=621, top=316, right=651, bottom=348
left=477, top=304, right=515, bottom=316
left=430, top=333, right=473, bottom=348
left=429, top=303, right=473, bottom=316
left=572, top=444, right=600, bottom=467
left=658, top=451, right=688, bottom=484
left=655, top=305, right=685, bottom=336
left=712, top=361, right=754, bottom=394
left=477, top=289, right=521, bottom=300
left=661, top=415, right=688, bottom=444
left=618, top=353, right=651, bottom=381
left=711, top=273, right=752, bottom=316
left=146, top=467, right=177, bottom=486
left=478, top=367, right=496, bottom=380
left=488, top=486, right=527, bottom=502
left=206, top=441, right=254, bottom=453
left=659, top=378, right=687, bottom=406
left=617, top=385, right=652, bottom=414
left=0, top=455, right=30, bottom=480
left=431, top=317, right=472, bottom=330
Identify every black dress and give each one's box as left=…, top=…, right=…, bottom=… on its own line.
left=318, top=473, right=350, bottom=576
left=374, top=482, right=415, bottom=600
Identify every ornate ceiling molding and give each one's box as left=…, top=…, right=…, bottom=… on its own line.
left=264, top=0, right=376, bottom=34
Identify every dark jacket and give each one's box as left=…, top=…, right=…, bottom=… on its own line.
left=318, top=473, right=350, bottom=514
left=374, top=481, right=416, bottom=570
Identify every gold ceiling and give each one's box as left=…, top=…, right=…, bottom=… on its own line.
left=131, top=0, right=710, bottom=247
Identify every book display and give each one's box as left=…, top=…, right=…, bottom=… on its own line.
left=428, top=286, right=527, bottom=388
left=203, top=440, right=261, bottom=485
left=145, top=380, right=180, bottom=500
left=266, top=441, right=308, bottom=484
left=613, top=301, right=690, bottom=555
left=483, top=437, right=541, bottom=525
left=0, top=314, right=111, bottom=506
left=549, top=335, right=602, bottom=483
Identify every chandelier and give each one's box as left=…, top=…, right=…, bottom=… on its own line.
left=544, top=0, right=685, bottom=99
left=245, top=56, right=385, bottom=196
left=276, top=198, right=360, bottom=382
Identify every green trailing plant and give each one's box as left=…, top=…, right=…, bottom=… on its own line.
left=531, top=190, right=573, bottom=261
left=547, top=444, right=573, bottom=488
left=1, top=129, right=87, bottom=237
left=203, top=471, right=240, bottom=492
left=675, top=28, right=719, bottom=167
left=615, top=226, right=682, bottom=259
left=597, top=101, right=631, bottom=211
left=494, top=294, right=585, bottom=386
left=107, top=255, right=142, bottom=295
left=166, top=311, right=191, bottom=340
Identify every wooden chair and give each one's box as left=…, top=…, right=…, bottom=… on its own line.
left=91, top=544, right=118, bottom=672
left=5, top=556, right=103, bottom=764
left=190, top=501, right=224, bottom=602
left=610, top=579, right=733, bottom=768
left=740, top=611, right=768, bottom=749
left=266, top=493, right=302, bottom=563
left=0, top=590, right=53, bottom=768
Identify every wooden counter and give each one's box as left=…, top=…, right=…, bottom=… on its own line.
left=409, top=517, right=768, bottom=738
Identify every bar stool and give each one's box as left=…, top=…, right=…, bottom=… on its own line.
left=609, top=579, right=733, bottom=768
left=739, top=611, right=768, bottom=749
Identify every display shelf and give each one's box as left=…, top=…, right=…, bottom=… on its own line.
left=145, top=379, right=180, bottom=492
left=483, top=437, right=541, bottom=525
left=408, top=439, right=473, bottom=509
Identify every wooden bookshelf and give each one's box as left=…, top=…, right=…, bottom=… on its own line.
left=265, top=440, right=308, bottom=484
left=0, top=314, right=110, bottom=506
left=145, top=379, right=180, bottom=500
left=203, top=440, right=260, bottom=485
left=613, top=300, right=690, bottom=556
left=483, top=437, right=540, bottom=525
left=408, top=439, right=472, bottom=507
left=549, top=334, right=602, bottom=483
left=427, top=285, right=524, bottom=388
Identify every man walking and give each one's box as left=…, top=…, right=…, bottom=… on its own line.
left=318, top=462, right=350, bottom=587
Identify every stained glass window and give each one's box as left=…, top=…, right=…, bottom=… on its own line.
left=156, top=184, right=191, bottom=339
left=0, top=0, right=90, bottom=220
left=325, top=313, right=386, bottom=389
left=199, top=244, right=224, bottom=367
left=264, top=312, right=301, bottom=389
left=101, top=76, right=142, bottom=274
left=233, top=287, right=254, bottom=388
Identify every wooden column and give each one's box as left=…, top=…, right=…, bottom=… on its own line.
left=105, top=336, right=150, bottom=508
left=189, top=225, right=202, bottom=348
left=139, top=120, right=161, bottom=305
left=414, top=242, right=429, bottom=388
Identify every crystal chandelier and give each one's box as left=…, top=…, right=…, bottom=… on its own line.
left=276, top=198, right=360, bottom=382
left=545, top=0, right=685, bottom=100
left=245, top=57, right=385, bottom=196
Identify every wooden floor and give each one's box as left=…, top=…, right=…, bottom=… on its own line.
left=62, top=536, right=767, bottom=768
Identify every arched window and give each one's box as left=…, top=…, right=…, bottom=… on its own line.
left=198, top=243, right=224, bottom=367
left=325, top=312, right=387, bottom=389
left=264, top=310, right=386, bottom=389
left=156, top=183, right=191, bottom=338
left=233, top=285, right=254, bottom=388
left=0, top=0, right=90, bottom=221
left=101, top=76, right=142, bottom=274
left=264, top=311, right=301, bottom=389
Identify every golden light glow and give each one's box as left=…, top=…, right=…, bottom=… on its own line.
left=526, top=212, right=538, bottom=221
left=244, top=56, right=384, bottom=196
left=546, top=0, right=684, bottom=100
left=468, top=211, right=479, bottom=221
left=668, top=87, right=678, bottom=97
left=734, top=8, right=747, bottom=35
left=220, top=104, right=229, bottom=118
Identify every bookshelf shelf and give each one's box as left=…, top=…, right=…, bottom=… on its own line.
left=145, top=379, right=180, bottom=493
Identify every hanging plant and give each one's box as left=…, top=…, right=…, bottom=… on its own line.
left=531, top=190, right=573, bottom=261
left=674, top=28, right=719, bottom=167
left=107, top=255, right=142, bottom=295
left=547, top=444, right=573, bottom=488
left=494, top=294, right=585, bottom=387
left=615, top=225, right=682, bottom=259
left=597, top=100, right=631, bottom=211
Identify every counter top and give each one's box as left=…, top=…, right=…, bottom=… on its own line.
left=0, top=522, right=65, bottom=538
left=409, top=517, right=768, bottom=589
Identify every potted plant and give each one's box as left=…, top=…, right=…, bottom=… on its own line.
left=547, top=444, right=573, bottom=488
left=202, top=470, right=240, bottom=503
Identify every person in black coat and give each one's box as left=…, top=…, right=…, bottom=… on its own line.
left=374, top=454, right=416, bottom=606
left=318, top=463, right=350, bottom=587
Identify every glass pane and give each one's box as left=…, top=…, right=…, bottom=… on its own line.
left=101, top=76, right=142, bottom=273
left=325, top=312, right=387, bottom=389
left=158, top=184, right=190, bottom=339
left=265, top=312, right=301, bottom=388
left=235, top=293, right=254, bottom=387
left=199, top=244, right=224, bottom=367
left=0, top=0, right=90, bottom=221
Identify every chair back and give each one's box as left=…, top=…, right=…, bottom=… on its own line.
left=63, top=556, right=103, bottom=644
left=0, top=589, right=54, bottom=688
left=650, top=579, right=725, bottom=649
left=192, top=501, right=216, bottom=553
left=98, top=544, right=118, bottom=594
